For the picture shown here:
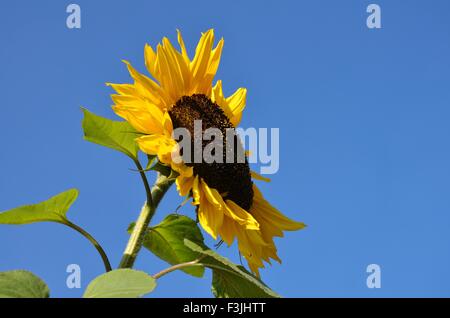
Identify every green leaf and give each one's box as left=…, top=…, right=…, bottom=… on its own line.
left=0, top=189, right=78, bottom=225
left=83, top=269, right=156, bottom=298
left=184, top=239, right=281, bottom=298
left=82, top=108, right=139, bottom=160
left=131, top=214, right=206, bottom=278
left=0, top=270, right=50, bottom=298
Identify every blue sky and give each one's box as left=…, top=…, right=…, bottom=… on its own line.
left=1, top=0, right=450, bottom=297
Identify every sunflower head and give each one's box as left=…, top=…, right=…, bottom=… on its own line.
left=109, top=29, right=305, bottom=276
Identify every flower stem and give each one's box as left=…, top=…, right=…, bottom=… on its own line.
left=152, top=258, right=204, bottom=280
left=62, top=220, right=112, bottom=272
left=133, top=159, right=153, bottom=207
left=119, top=172, right=175, bottom=269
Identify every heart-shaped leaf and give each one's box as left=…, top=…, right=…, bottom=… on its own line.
left=82, top=108, right=139, bottom=160
left=0, top=270, right=50, bottom=298
left=131, top=214, right=206, bottom=277
left=0, top=189, right=78, bottom=224
left=184, top=239, right=280, bottom=298
left=83, top=269, right=156, bottom=298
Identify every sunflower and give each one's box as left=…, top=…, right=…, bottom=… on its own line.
left=108, top=29, right=305, bottom=275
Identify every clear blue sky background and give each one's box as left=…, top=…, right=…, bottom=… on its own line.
left=1, top=0, right=450, bottom=298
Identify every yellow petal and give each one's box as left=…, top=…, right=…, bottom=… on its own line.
left=251, top=171, right=271, bottom=182
left=190, top=29, right=215, bottom=94
left=159, top=40, right=185, bottom=99
left=172, top=161, right=193, bottom=176
left=122, top=60, right=169, bottom=108
left=192, top=176, right=201, bottom=205
left=162, top=37, right=191, bottom=94
left=235, top=226, right=267, bottom=262
left=135, top=134, right=177, bottom=163
left=197, top=202, right=221, bottom=240
left=212, top=80, right=228, bottom=113
left=155, top=43, right=190, bottom=104
left=219, top=216, right=236, bottom=246
left=112, top=103, right=164, bottom=135
left=162, top=111, right=173, bottom=136
left=212, top=81, right=247, bottom=126
left=177, top=29, right=191, bottom=66
left=107, top=83, right=136, bottom=96
left=200, top=179, right=223, bottom=210
left=251, top=185, right=306, bottom=241
left=224, top=200, right=259, bottom=230
left=198, top=38, right=224, bottom=94
left=176, top=174, right=194, bottom=197
left=144, top=43, right=160, bottom=80
left=197, top=180, right=259, bottom=230
left=111, top=94, right=165, bottom=124
left=226, top=87, right=247, bottom=126
left=194, top=177, right=223, bottom=239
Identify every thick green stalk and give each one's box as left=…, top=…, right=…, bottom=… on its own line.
left=119, top=172, right=175, bottom=269
left=150, top=173, right=176, bottom=209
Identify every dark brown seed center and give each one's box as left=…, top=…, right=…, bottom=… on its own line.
left=169, top=94, right=253, bottom=211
